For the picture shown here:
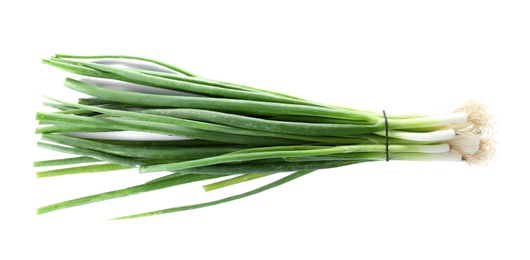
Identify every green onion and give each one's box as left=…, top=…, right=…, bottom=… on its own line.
left=37, top=142, right=142, bottom=167
left=111, top=170, right=314, bottom=220
left=41, top=134, right=243, bottom=159
left=202, top=174, right=271, bottom=192
left=53, top=54, right=199, bottom=76
left=37, top=163, right=130, bottom=178
left=34, top=156, right=100, bottom=167
left=35, top=54, right=494, bottom=219
left=37, top=174, right=222, bottom=214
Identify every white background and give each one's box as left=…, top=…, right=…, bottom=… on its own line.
left=2, top=0, right=529, bottom=259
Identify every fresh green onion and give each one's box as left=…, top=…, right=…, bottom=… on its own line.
left=37, top=174, right=222, bottom=214
left=33, top=156, right=100, bottom=167
left=202, top=174, right=270, bottom=192
left=35, top=54, right=494, bottom=219
left=111, top=170, right=314, bottom=220
left=37, top=163, right=130, bottom=178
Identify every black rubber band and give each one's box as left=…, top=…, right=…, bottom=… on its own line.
left=383, top=110, right=389, bottom=162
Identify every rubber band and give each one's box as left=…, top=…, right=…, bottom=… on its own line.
left=383, top=110, right=389, bottom=161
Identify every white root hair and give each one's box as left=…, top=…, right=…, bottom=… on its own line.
left=454, top=100, right=495, bottom=136
left=451, top=100, right=496, bottom=164
left=462, top=138, right=496, bottom=165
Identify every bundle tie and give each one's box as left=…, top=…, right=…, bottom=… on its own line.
left=382, top=110, right=389, bottom=162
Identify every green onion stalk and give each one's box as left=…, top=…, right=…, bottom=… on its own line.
left=35, top=54, right=494, bottom=219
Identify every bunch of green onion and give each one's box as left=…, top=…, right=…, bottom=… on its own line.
left=35, top=54, right=493, bottom=219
